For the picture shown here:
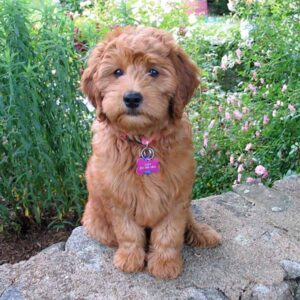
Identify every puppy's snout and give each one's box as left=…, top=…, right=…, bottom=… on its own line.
left=123, top=91, right=143, bottom=109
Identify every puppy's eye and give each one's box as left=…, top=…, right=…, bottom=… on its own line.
left=148, top=68, right=159, bottom=77
left=114, top=69, right=124, bottom=78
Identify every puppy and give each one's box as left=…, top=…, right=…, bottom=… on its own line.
left=81, top=27, right=221, bottom=279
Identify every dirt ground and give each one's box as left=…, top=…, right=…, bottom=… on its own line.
left=0, top=226, right=72, bottom=265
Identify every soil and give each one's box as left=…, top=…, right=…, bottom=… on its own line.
left=0, top=226, right=72, bottom=265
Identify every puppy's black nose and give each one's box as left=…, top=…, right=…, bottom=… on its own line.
left=123, top=91, right=143, bottom=109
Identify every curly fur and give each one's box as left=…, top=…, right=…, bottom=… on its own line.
left=81, top=27, right=221, bottom=279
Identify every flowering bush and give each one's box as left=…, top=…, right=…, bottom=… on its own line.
left=187, top=0, right=300, bottom=197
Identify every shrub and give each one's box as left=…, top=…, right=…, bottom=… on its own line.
left=0, top=0, right=92, bottom=232
left=187, top=0, right=300, bottom=198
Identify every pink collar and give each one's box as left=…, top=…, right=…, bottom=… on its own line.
left=120, top=133, right=158, bottom=146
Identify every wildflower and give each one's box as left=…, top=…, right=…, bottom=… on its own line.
left=274, top=101, right=284, bottom=108
left=51, top=69, right=56, bottom=75
left=246, top=177, right=256, bottom=184
left=236, top=48, right=242, bottom=64
left=238, top=154, right=244, bottom=162
left=254, top=62, right=261, bottom=67
left=221, top=56, right=228, bottom=70
left=255, top=131, right=261, bottom=138
left=199, top=148, right=206, bottom=156
left=218, top=105, right=224, bottom=113
left=281, top=84, right=287, bottom=92
left=241, top=121, right=249, bottom=131
left=212, top=143, right=218, bottom=150
left=238, top=164, right=244, bottom=173
left=263, top=115, right=269, bottom=125
left=237, top=173, right=242, bottom=183
left=252, top=71, right=257, bottom=80
left=225, top=112, right=231, bottom=120
left=255, top=165, right=269, bottom=178
left=288, top=104, right=296, bottom=113
left=233, top=110, right=243, bottom=120
left=245, top=143, right=252, bottom=151
left=80, top=0, right=92, bottom=8
left=260, top=78, right=265, bottom=84
left=248, top=83, right=257, bottom=93
left=203, top=131, right=209, bottom=148
left=230, top=155, right=235, bottom=165
left=272, top=110, right=277, bottom=117
left=178, top=27, right=186, bottom=36
left=242, top=107, right=250, bottom=114
left=208, top=119, right=215, bottom=129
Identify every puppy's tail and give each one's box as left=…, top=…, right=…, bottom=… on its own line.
left=185, top=210, right=222, bottom=248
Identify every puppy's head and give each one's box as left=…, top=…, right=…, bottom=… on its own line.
left=81, top=27, right=199, bottom=134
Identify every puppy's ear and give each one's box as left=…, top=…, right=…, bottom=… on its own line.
left=81, top=44, right=106, bottom=108
left=170, top=47, right=200, bottom=119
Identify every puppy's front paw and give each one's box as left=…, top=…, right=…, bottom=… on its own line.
left=185, top=223, right=221, bottom=248
left=147, top=252, right=183, bottom=279
left=113, top=246, right=145, bottom=273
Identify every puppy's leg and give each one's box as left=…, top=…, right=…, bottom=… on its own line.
left=82, top=197, right=117, bottom=247
left=112, top=212, right=146, bottom=273
left=147, top=206, right=186, bottom=279
left=185, top=209, right=221, bottom=247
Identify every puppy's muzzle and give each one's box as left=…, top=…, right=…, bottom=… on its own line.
left=123, top=91, right=143, bottom=110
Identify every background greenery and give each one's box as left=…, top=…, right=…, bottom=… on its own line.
left=0, top=0, right=299, bottom=232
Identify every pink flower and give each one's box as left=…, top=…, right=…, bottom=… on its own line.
left=238, top=164, right=244, bottom=173
left=246, top=177, right=256, bottom=184
left=227, top=95, right=236, bottom=107
left=208, top=119, right=215, bottom=129
left=233, top=110, right=243, bottom=120
left=255, top=165, right=269, bottom=178
left=254, top=62, right=261, bottom=67
left=288, top=104, right=296, bottom=113
left=263, top=115, right=269, bottom=125
left=203, top=131, right=209, bottom=148
left=255, top=130, right=261, bottom=138
left=242, top=121, right=249, bottom=131
left=236, top=48, right=242, bottom=64
left=238, top=100, right=241, bottom=108
left=281, top=84, right=287, bottom=92
left=225, top=112, right=231, bottom=120
left=245, top=143, right=252, bottom=151
left=218, top=105, right=224, bottom=113
left=230, top=155, right=235, bottom=165
left=260, top=78, right=265, bottom=84
left=242, top=107, right=250, bottom=114
left=248, top=83, right=257, bottom=93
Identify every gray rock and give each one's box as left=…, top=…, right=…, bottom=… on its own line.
left=0, top=178, right=300, bottom=299
left=281, top=259, right=300, bottom=279
left=65, top=226, right=114, bottom=271
left=41, top=241, right=65, bottom=255
left=183, top=287, right=229, bottom=300
left=0, top=287, right=23, bottom=300
left=250, top=282, right=293, bottom=300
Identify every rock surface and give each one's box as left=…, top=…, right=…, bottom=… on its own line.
left=1, top=176, right=300, bottom=300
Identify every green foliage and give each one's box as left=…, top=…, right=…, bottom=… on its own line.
left=186, top=0, right=300, bottom=198
left=0, top=0, right=92, bottom=232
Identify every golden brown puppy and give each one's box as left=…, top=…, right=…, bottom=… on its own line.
left=81, top=26, right=221, bottom=279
